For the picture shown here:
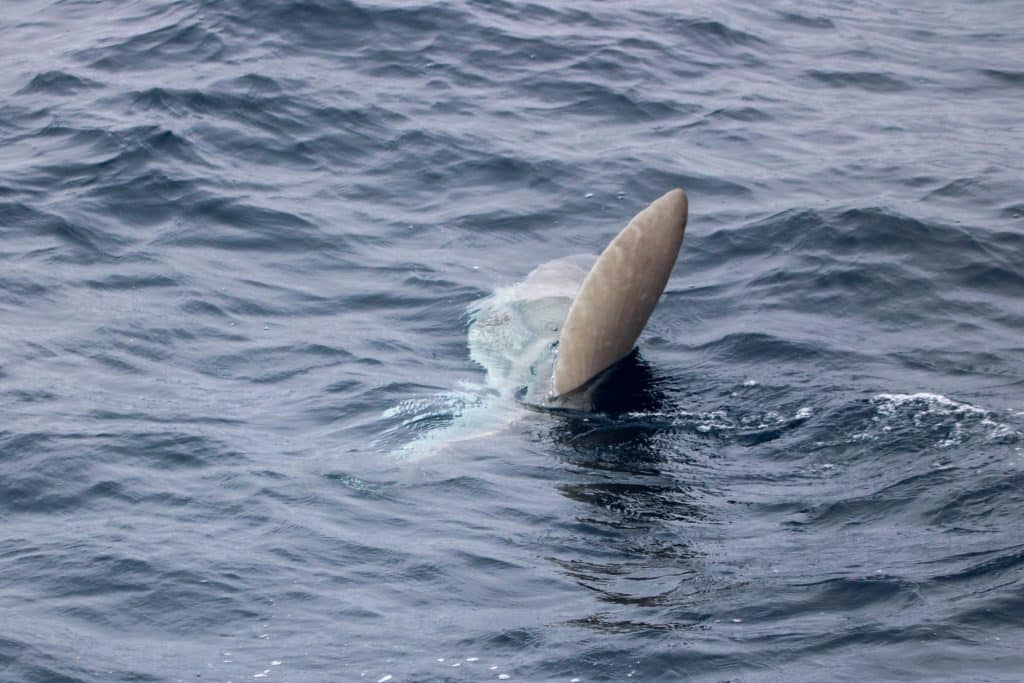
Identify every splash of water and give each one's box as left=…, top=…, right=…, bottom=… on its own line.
left=382, top=254, right=595, bottom=458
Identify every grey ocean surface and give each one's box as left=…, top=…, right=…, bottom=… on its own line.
left=2, top=1, right=1023, bottom=681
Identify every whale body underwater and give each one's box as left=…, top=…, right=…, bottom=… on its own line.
left=385, top=188, right=689, bottom=457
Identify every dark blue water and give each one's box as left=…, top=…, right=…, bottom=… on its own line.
left=2, top=1, right=1023, bottom=681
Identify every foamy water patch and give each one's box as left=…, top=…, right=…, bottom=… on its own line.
left=861, top=392, right=1020, bottom=448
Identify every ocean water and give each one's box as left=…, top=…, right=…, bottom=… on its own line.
left=2, top=1, right=1023, bottom=681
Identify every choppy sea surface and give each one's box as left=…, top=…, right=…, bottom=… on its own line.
left=2, top=1, right=1023, bottom=681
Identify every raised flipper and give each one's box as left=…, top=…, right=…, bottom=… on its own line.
left=551, top=188, right=688, bottom=397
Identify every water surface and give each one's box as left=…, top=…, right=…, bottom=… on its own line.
left=1, top=1, right=1023, bottom=681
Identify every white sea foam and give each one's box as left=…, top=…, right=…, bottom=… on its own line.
left=864, top=392, right=1019, bottom=448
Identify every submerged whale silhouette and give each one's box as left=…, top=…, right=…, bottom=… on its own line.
left=384, top=188, right=688, bottom=456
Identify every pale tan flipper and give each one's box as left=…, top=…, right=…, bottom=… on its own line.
left=551, top=188, right=688, bottom=397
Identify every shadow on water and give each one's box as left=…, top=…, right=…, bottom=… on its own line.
left=526, top=354, right=719, bottom=626
left=525, top=351, right=672, bottom=448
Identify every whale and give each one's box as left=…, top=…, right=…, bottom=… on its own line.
left=381, top=188, right=689, bottom=456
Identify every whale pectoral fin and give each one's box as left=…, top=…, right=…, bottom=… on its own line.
left=551, top=188, right=688, bottom=398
